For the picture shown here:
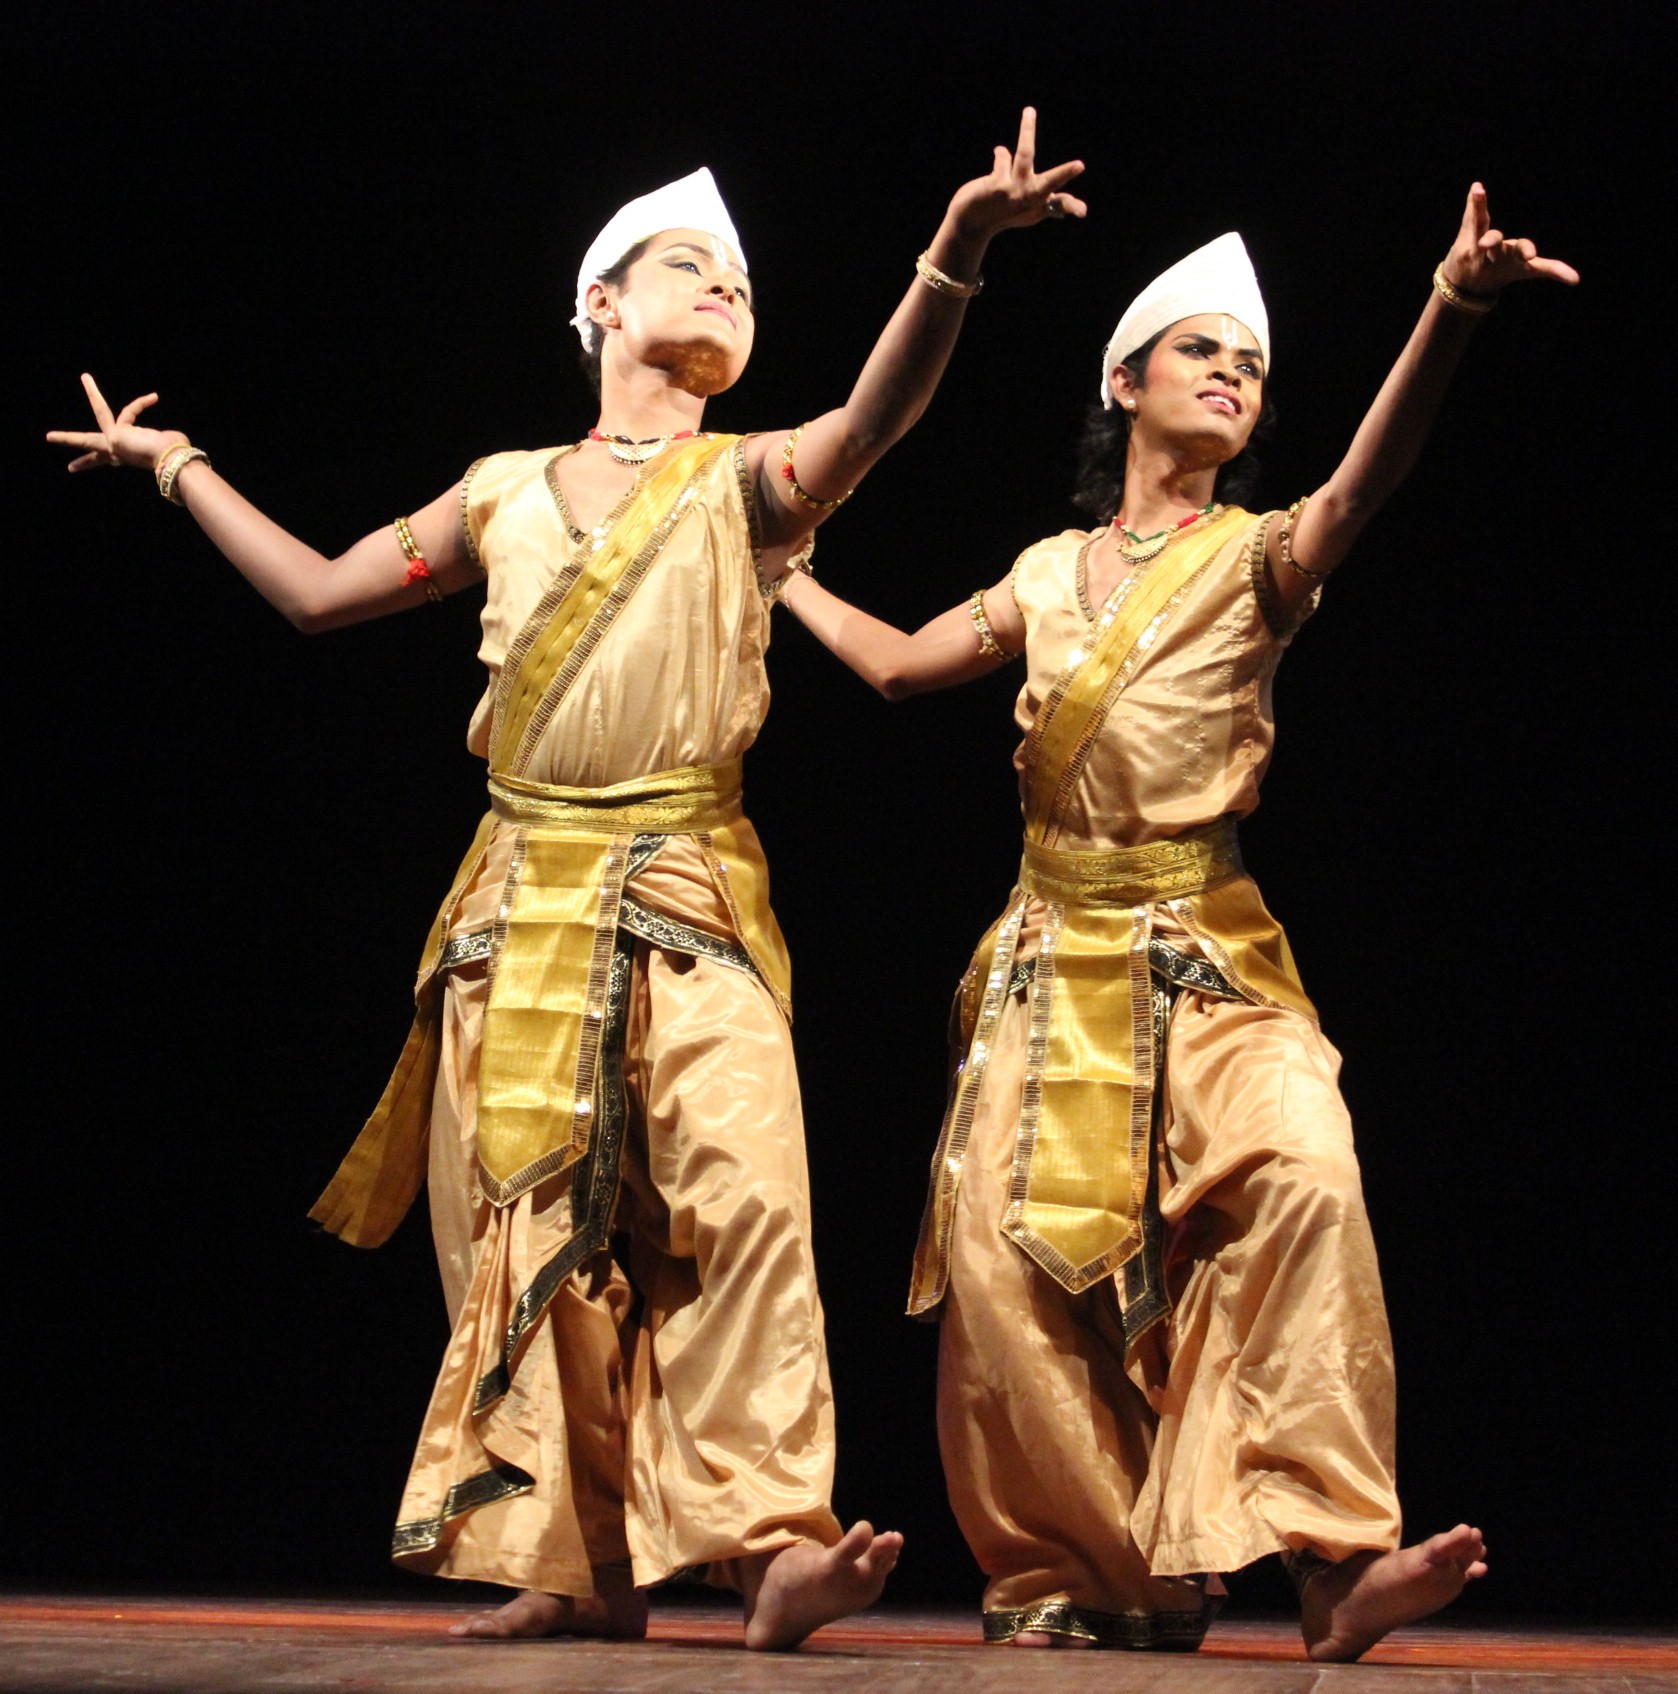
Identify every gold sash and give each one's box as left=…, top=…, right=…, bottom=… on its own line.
left=310, top=435, right=792, bottom=1246
left=910, top=512, right=1314, bottom=1310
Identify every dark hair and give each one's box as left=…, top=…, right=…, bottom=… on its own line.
left=577, top=235, right=656, bottom=396
left=1073, top=327, right=1275, bottom=521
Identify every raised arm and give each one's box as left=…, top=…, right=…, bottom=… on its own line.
left=779, top=568, right=1024, bottom=700
left=46, top=374, right=479, bottom=632
left=746, top=108, right=1086, bottom=558
left=1273, top=184, right=1578, bottom=605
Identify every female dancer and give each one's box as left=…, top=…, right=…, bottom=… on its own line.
left=46, top=113, right=1086, bottom=1649
left=780, top=185, right=1575, bottom=1662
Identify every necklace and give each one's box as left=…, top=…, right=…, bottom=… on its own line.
left=1112, top=502, right=1219, bottom=564
left=587, top=426, right=701, bottom=467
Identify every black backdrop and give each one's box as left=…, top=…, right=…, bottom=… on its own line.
left=9, top=0, right=1666, bottom=1624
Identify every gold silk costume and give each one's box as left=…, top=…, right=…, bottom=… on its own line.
left=313, top=435, right=842, bottom=1595
left=915, top=511, right=1401, bottom=1647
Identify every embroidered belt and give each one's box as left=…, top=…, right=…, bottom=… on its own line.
left=1008, top=936, right=1240, bottom=1002
left=1018, top=817, right=1242, bottom=907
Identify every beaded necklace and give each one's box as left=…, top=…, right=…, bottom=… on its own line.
left=587, top=426, right=703, bottom=467
left=1112, top=501, right=1219, bottom=564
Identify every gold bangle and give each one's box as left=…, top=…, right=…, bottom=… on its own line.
left=915, top=250, right=983, bottom=299
left=156, top=444, right=210, bottom=505
left=393, top=514, right=444, bottom=603
left=968, top=590, right=1009, bottom=660
left=1432, top=264, right=1496, bottom=316
left=778, top=425, right=854, bottom=512
left=154, top=441, right=193, bottom=478
left=153, top=446, right=190, bottom=499
left=1278, top=496, right=1332, bottom=581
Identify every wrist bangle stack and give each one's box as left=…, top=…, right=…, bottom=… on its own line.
left=1432, top=264, right=1496, bottom=316
left=1278, top=496, right=1332, bottom=581
left=779, top=425, right=854, bottom=513
left=915, top=250, right=984, bottom=299
left=155, top=442, right=210, bottom=505
left=394, top=514, right=444, bottom=604
left=968, top=590, right=1010, bottom=660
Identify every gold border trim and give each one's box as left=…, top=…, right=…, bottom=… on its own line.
left=391, top=1461, right=536, bottom=1560
left=439, top=927, right=493, bottom=971
left=617, top=896, right=759, bottom=977
left=485, top=830, right=528, bottom=996
left=1164, top=895, right=1298, bottom=1014
left=695, top=837, right=788, bottom=1016
left=459, top=456, right=489, bottom=572
left=1247, top=509, right=1321, bottom=639
left=981, top=1599, right=1209, bottom=1650
left=542, top=443, right=587, bottom=543
left=907, top=894, right=1029, bottom=1316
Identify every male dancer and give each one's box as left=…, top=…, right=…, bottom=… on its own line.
left=779, top=187, right=1574, bottom=1660
left=47, top=113, right=1086, bottom=1648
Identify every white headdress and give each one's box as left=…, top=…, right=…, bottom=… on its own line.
left=1098, top=232, right=1269, bottom=406
left=571, top=167, right=746, bottom=348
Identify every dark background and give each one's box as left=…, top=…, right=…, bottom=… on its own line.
left=9, top=0, right=1666, bottom=1625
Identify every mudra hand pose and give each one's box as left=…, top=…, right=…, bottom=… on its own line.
left=47, top=113, right=1086, bottom=1650
left=781, top=185, right=1575, bottom=1662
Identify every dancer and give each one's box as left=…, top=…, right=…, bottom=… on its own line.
left=46, top=113, right=1086, bottom=1649
left=780, top=186, right=1574, bottom=1661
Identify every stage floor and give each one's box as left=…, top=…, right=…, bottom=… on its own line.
left=2, top=1595, right=1673, bottom=1692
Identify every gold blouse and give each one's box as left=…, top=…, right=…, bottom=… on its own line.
left=1009, top=515, right=1314, bottom=850
left=464, top=441, right=774, bottom=788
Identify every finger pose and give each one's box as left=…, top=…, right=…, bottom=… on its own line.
left=783, top=185, right=1573, bottom=1661
left=48, top=111, right=1084, bottom=1650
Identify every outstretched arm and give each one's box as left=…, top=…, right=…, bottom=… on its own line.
left=779, top=568, right=1024, bottom=700
left=746, top=108, right=1086, bottom=561
left=46, top=374, right=478, bottom=632
left=1273, top=184, right=1579, bottom=606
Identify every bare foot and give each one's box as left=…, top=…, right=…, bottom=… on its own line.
left=448, top=1569, right=648, bottom=1641
left=1301, top=1524, right=1488, bottom=1663
left=741, top=1521, right=904, bottom=1650
left=1011, top=1631, right=1095, bottom=1649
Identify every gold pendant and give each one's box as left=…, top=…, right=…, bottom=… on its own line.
left=1114, top=533, right=1172, bottom=564
left=604, top=437, right=667, bottom=466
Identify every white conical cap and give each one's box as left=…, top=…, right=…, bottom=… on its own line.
left=571, top=167, right=746, bottom=348
left=1098, top=232, right=1269, bottom=406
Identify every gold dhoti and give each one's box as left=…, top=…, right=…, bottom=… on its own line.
left=936, top=930, right=1399, bottom=1639
left=396, top=830, right=840, bottom=1593
left=920, top=513, right=1400, bottom=1643
left=315, top=437, right=842, bottom=1598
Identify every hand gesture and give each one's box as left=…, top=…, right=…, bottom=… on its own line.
left=46, top=373, right=187, bottom=473
left=949, top=107, right=1087, bottom=240
left=1440, top=183, right=1579, bottom=298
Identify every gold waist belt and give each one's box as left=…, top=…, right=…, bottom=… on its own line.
left=488, top=758, right=744, bottom=834
left=911, top=817, right=1315, bottom=1311
left=1018, top=817, right=1242, bottom=907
